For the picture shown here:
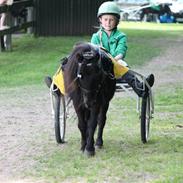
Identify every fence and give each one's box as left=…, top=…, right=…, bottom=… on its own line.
left=0, top=0, right=109, bottom=51
left=0, top=0, right=34, bottom=52
left=34, top=0, right=106, bottom=36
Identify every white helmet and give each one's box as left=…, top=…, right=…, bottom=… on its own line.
left=97, top=1, right=121, bottom=19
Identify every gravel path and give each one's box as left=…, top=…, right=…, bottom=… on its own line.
left=0, top=86, right=53, bottom=183
left=0, top=36, right=183, bottom=182
left=135, top=36, right=183, bottom=88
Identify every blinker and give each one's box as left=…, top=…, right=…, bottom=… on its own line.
left=82, top=51, right=95, bottom=60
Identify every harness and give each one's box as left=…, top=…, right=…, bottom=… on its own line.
left=51, top=45, right=129, bottom=97
left=76, top=48, right=116, bottom=108
left=77, top=48, right=114, bottom=95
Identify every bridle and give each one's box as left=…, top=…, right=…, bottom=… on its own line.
left=77, top=61, right=104, bottom=95
left=76, top=47, right=115, bottom=101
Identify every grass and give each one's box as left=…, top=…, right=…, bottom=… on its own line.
left=1, top=22, right=183, bottom=88
left=119, top=22, right=183, bottom=31
left=120, top=22, right=183, bottom=66
left=1, top=22, right=183, bottom=182
left=0, top=35, right=89, bottom=87
left=27, top=85, right=183, bottom=183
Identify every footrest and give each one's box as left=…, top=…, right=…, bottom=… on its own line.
left=116, top=83, right=133, bottom=92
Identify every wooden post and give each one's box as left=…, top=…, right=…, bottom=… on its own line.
left=27, top=7, right=33, bottom=34
left=0, top=36, right=5, bottom=52
left=4, top=33, right=11, bottom=51
left=4, top=12, right=12, bottom=51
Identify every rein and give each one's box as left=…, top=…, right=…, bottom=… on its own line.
left=65, top=76, right=78, bottom=94
left=98, top=47, right=115, bottom=80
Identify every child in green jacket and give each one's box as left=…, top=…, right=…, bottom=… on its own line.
left=91, top=1, right=154, bottom=98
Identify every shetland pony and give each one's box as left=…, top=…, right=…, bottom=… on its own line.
left=64, top=43, right=116, bottom=156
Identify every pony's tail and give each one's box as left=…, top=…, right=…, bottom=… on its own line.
left=44, top=76, right=52, bottom=88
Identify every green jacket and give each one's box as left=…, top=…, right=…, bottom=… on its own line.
left=91, top=28, right=127, bottom=58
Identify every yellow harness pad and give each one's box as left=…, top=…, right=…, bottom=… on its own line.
left=105, top=52, right=129, bottom=78
left=52, top=67, right=65, bottom=95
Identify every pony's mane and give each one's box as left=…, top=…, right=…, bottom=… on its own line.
left=64, top=43, right=94, bottom=94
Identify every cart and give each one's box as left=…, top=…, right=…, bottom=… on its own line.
left=47, top=70, right=154, bottom=144
left=116, top=71, right=155, bottom=143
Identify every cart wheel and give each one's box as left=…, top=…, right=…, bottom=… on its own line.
left=141, top=96, right=150, bottom=143
left=52, top=93, right=66, bottom=144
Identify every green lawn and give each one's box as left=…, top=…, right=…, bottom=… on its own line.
left=120, top=22, right=183, bottom=31
left=0, top=35, right=89, bottom=87
left=1, top=22, right=182, bottom=88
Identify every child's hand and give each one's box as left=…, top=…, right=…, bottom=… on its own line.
left=114, top=54, right=123, bottom=60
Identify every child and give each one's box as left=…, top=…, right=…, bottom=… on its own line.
left=0, top=0, right=13, bottom=29
left=0, top=0, right=7, bottom=30
left=91, top=1, right=154, bottom=98
left=0, top=0, right=13, bottom=50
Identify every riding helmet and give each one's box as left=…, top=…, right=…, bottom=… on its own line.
left=97, top=1, right=121, bottom=19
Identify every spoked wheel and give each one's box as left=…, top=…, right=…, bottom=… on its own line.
left=52, top=92, right=66, bottom=144
left=140, top=96, right=151, bottom=143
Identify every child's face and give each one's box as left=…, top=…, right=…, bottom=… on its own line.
left=99, top=14, right=117, bottom=31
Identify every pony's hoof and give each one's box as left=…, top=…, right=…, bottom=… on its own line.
left=95, top=144, right=103, bottom=149
left=84, top=149, right=95, bottom=157
left=95, top=140, right=103, bottom=149
left=80, top=147, right=85, bottom=152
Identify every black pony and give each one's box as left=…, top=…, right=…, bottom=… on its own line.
left=64, top=43, right=116, bottom=156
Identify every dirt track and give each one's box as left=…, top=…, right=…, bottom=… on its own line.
left=0, top=36, right=183, bottom=183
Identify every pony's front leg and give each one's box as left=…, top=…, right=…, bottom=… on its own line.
left=85, top=108, right=99, bottom=156
left=78, top=121, right=87, bottom=152
left=77, top=109, right=87, bottom=152
left=96, top=103, right=109, bottom=148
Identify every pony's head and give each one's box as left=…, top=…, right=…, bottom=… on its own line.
left=64, top=43, right=114, bottom=108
